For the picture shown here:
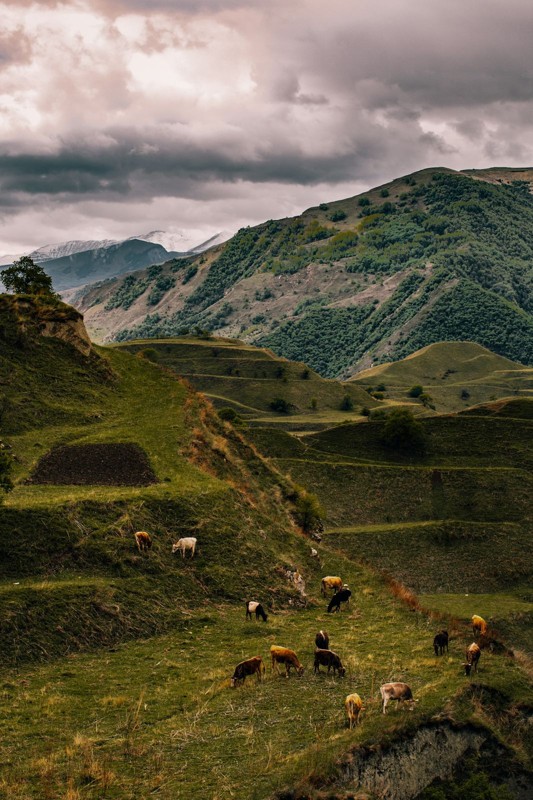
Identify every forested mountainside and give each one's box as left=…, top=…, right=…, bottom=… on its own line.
left=70, top=167, right=533, bottom=377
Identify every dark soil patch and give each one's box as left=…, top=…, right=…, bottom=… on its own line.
left=28, top=443, right=158, bottom=486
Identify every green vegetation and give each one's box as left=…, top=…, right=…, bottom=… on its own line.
left=0, top=256, right=57, bottom=297
left=380, top=406, right=426, bottom=451
left=114, top=337, right=376, bottom=430
left=1, top=298, right=532, bottom=799
left=109, top=169, right=533, bottom=375
left=351, top=341, right=533, bottom=413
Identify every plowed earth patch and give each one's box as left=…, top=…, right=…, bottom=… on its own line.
left=27, top=443, right=158, bottom=486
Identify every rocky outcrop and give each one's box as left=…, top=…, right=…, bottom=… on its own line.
left=340, top=722, right=487, bottom=800
left=0, top=294, right=92, bottom=356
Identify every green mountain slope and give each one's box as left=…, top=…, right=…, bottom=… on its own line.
left=70, top=167, right=533, bottom=376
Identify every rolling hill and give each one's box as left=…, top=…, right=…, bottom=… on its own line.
left=69, top=166, right=533, bottom=377
left=1, top=295, right=532, bottom=799
left=349, top=341, right=533, bottom=412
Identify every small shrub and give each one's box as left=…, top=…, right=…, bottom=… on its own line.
left=218, top=407, right=237, bottom=422
left=380, top=188, right=390, bottom=197
left=182, top=265, right=198, bottom=284
left=300, top=368, right=310, bottom=380
left=269, top=398, right=291, bottom=414
left=461, top=388, right=471, bottom=400
left=408, top=384, right=424, bottom=398
left=358, top=197, right=370, bottom=207
left=340, top=395, right=354, bottom=411
left=292, top=486, right=325, bottom=533
left=319, top=203, right=329, bottom=211
left=376, top=383, right=386, bottom=392
left=137, top=348, right=159, bottom=363
left=329, top=210, right=347, bottom=222
left=361, top=406, right=370, bottom=417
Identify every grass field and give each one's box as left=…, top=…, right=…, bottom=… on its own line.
left=2, top=552, right=530, bottom=800
left=1, top=300, right=532, bottom=798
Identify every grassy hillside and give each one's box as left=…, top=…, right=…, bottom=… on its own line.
left=1, top=299, right=532, bottom=799
left=0, top=296, right=319, bottom=666
left=349, top=341, right=533, bottom=413
left=114, top=336, right=378, bottom=430
left=69, top=167, right=533, bottom=377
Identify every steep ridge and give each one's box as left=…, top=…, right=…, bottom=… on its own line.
left=69, top=166, right=533, bottom=375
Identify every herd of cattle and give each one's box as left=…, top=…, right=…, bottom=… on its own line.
left=234, top=582, right=488, bottom=729
left=133, top=534, right=487, bottom=728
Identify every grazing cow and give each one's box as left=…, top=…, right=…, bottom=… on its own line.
left=310, top=548, right=318, bottom=558
left=472, top=615, right=488, bottom=638
left=245, top=601, right=268, bottom=622
left=171, top=537, right=197, bottom=558
left=327, top=588, right=352, bottom=613
left=270, top=645, right=304, bottom=677
left=345, top=693, right=365, bottom=729
left=315, top=630, right=329, bottom=650
left=433, top=630, right=449, bottom=656
left=380, top=682, right=417, bottom=714
left=134, top=531, right=152, bottom=553
left=464, top=642, right=481, bottom=676
left=230, top=656, right=265, bottom=688
left=314, top=648, right=346, bottom=677
left=321, top=576, right=343, bottom=596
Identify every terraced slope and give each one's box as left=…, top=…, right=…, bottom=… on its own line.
left=0, top=296, right=317, bottom=665
left=247, top=411, right=533, bottom=656
left=114, top=336, right=378, bottom=430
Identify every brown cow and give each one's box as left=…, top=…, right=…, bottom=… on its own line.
left=321, top=576, right=342, bottom=596
left=134, top=531, right=152, bottom=553
left=270, top=645, right=304, bottom=677
left=314, top=648, right=345, bottom=677
left=230, top=656, right=265, bottom=688
left=464, top=642, right=481, bottom=676
left=380, top=682, right=417, bottom=714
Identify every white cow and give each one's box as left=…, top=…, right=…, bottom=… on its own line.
left=380, top=682, right=418, bottom=714
left=172, top=537, right=197, bottom=558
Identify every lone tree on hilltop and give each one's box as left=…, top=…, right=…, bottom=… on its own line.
left=1, top=256, right=57, bottom=297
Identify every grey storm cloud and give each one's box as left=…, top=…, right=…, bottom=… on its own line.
left=1, top=0, right=533, bottom=252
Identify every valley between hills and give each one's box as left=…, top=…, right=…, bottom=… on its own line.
left=0, top=293, right=532, bottom=799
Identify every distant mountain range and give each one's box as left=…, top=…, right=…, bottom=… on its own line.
left=0, top=230, right=232, bottom=291
left=68, top=166, right=533, bottom=375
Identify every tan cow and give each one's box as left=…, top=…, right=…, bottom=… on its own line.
left=345, top=693, right=364, bottom=728
left=270, top=645, right=304, bottom=677
left=321, top=576, right=342, bottom=596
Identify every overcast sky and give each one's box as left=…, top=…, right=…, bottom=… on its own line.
left=0, top=0, right=532, bottom=254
